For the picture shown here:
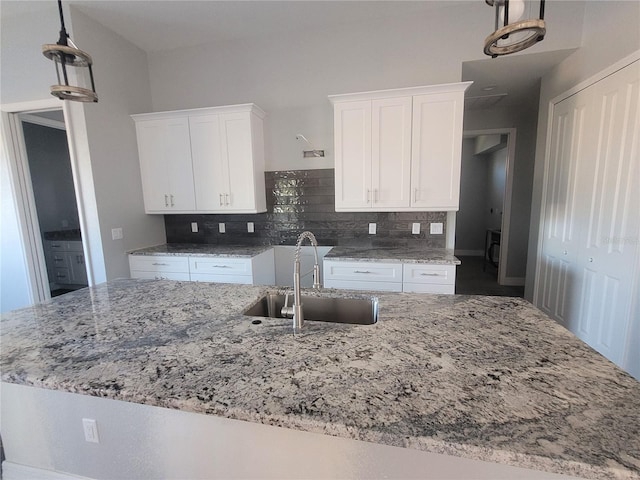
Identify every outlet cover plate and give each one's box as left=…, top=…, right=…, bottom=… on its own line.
left=218, top=223, right=226, bottom=234
left=368, top=223, right=377, bottom=235
left=191, top=222, right=198, bottom=233
left=412, top=223, right=420, bottom=234
left=430, top=222, right=444, bottom=235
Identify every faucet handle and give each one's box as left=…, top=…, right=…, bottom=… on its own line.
left=281, top=292, right=294, bottom=318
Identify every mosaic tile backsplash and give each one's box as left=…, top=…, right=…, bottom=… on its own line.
left=165, top=169, right=447, bottom=248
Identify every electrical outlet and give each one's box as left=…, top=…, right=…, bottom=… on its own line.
left=191, top=222, right=198, bottom=233
left=430, top=222, right=444, bottom=235
left=247, top=222, right=254, bottom=233
left=218, top=223, right=225, bottom=234
left=412, top=223, right=420, bottom=235
left=82, top=418, right=100, bottom=443
left=111, top=227, right=123, bottom=240
left=368, top=223, right=377, bottom=235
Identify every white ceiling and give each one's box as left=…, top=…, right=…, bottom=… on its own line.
left=0, top=0, right=578, bottom=109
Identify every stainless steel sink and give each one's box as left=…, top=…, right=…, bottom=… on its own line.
left=243, top=293, right=378, bottom=325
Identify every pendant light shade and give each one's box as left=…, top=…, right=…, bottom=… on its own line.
left=42, top=0, right=98, bottom=102
left=484, top=0, right=546, bottom=57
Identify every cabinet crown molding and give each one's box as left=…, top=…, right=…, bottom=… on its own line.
left=131, top=103, right=266, bottom=122
left=328, top=82, right=472, bottom=103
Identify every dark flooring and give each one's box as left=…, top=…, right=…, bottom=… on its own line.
left=455, top=255, right=524, bottom=297
left=51, top=287, right=84, bottom=298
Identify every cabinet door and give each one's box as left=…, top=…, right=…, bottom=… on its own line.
left=68, top=252, right=88, bottom=285
left=411, top=91, right=465, bottom=210
left=371, top=97, right=412, bottom=209
left=190, top=114, right=227, bottom=211
left=220, top=112, right=257, bottom=211
left=135, top=118, right=195, bottom=212
left=334, top=101, right=372, bottom=210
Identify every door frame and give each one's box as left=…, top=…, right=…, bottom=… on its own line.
left=461, top=128, right=517, bottom=286
left=1, top=98, right=92, bottom=304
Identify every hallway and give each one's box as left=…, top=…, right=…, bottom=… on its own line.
left=455, top=256, right=524, bottom=297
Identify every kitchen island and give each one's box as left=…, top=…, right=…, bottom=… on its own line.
left=1, top=279, right=639, bottom=479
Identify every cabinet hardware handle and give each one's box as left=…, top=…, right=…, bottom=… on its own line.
left=219, top=194, right=224, bottom=206
left=588, top=257, right=594, bottom=262
left=353, top=270, right=373, bottom=274
left=164, top=194, right=169, bottom=207
left=152, top=262, right=169, bottom=266
left=420, top=273, right=441, bottom=276
left=414, top=188, right=419, bottom=202
left=563, top=250, right=568, bottom=255
left=54, top=257, right=64, bottom=263
left=225, top=193, right=230, bottom=206
left=51, top=243, right=61, bottom=248
left=170, top=195, right=175, bottom=207
left=374, top=189, right=378, bottom=202
left=56, top=273, right=67, bottom=278
left=367, top=190, right=371, bottom=203
left=213, top=265, right=230, bottom=268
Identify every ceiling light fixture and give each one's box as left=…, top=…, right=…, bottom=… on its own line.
left=42, top=0, right=98, bottom=102
left=484, top=0, right=546, bottom=58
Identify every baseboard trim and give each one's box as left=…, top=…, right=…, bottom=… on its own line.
left=501, top=277, right=525, bottom=286
left=454, top=250, right=484, bottom=257
left=2, top=462, right=94, bottom=480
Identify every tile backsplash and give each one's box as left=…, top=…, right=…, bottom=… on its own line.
left=165, top=169, right=447, bottom=248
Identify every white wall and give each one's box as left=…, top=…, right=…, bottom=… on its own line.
left=525, top=1, right=640, bottom=301
left=455, top=138, right=488, bottom=254
left=67, top=8, right=166, bottom=281
left=146, top=2, right=584, bottom=172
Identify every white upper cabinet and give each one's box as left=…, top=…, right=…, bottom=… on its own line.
left=330, top=82, right=471, bottom=212
left=132, top=104, right=266, bottom=214
left=411, top=91, right=466, bottom=210
left=134, top=117, right=195, bottom=212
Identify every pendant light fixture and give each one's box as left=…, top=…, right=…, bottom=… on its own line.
left=484, top=0, right=546, bottom=57
left=42, top=0, right=98, bottom=102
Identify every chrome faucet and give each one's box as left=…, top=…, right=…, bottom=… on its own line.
left=281, top=231, right=321, bottom=333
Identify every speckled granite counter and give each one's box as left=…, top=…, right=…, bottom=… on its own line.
left=325, top=246, right=460, bottom=264
left=1, top=279, right=639, bottom=479
left=129, top=243, right=273, bottom=257
left=43, top=228, right=82, bottom=241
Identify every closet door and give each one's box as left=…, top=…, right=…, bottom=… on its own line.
left=572, top=63, right=640, bottom=365
left=538, top=90, right=590, bottom=327
left=539, top=59, right=639, bottom=372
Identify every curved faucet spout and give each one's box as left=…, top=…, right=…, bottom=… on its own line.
left=291, top=231, right=322, bottom=334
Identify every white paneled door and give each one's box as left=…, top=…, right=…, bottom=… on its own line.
left=539, top=59, right=640, bottom=375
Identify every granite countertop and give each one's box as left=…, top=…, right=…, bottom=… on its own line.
left=1, top=279, right=639, bottom=479
left=43, top=228, right=82, bottom=241
left=325, top=246, right=461, bottom=264
left=128, top=243, right=273, bottom=258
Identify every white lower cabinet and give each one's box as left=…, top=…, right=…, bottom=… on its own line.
left=323, top=260, right=403, bottom=292
left=324, top=259, right=456, bottom=294
left=46, top=240, right=88, bottom=286
left=402, top=264, right=456, bottom=294
left=129, top=250, right=275, bottom=285
left=189, top=250, right=275, bottom=285
left=128, top=255, right=191, bottom=281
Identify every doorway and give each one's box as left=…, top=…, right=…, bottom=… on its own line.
left=15, top=110, right=88, bottom=298
left=455, top=128, right=523, bottom=296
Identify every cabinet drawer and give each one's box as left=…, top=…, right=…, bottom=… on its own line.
left=130, top=270, right=191, bottom=281
left=188, top=257, right=252, bottom=276
left=324, top=260, right=402, bottom=283
left=403, top=264, right=455, bottom=285
left=128, top=255, right=189, bottom=274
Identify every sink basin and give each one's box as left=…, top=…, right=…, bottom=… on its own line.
left=243, top=293, right=378, bottom=325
